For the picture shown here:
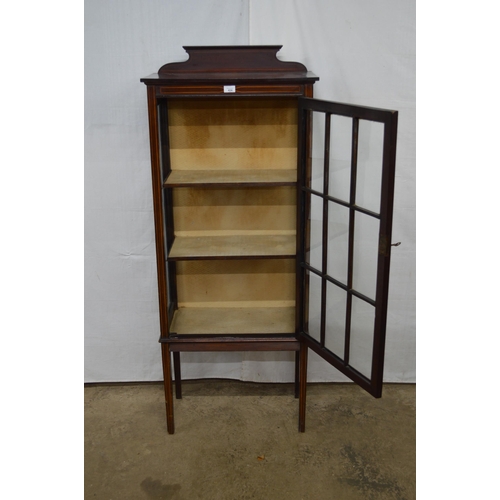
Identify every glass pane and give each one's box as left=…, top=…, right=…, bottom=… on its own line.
left=310, top=111, right=326, bottom=193
left=352, top=212, right=379, bottom=300
left=327, top=201, right=349, bottom=285
left=328, top=115, right=352, bottom=203
left=305, top=193, right=323, bottom=273
left=305, top=270, right=322, bottom=343
left=324, top=281, right=346, bottom=359
left=158, top=102, right=169, bottom=183
left=349, top=296, right=375, bottom=378
left=356, top=120, right=384, bottom=213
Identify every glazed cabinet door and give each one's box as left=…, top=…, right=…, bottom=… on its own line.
left=297, top=97, right=398, bottom=397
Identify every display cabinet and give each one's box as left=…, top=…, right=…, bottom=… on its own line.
left=141, top=46, right=398, bottom=434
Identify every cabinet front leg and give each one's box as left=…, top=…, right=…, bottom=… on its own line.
left=161, top=343, right=175, bottom=434
left=173, top=351, right=182, bottom=399
left=298, top=343, right=308, bottom=432
left=294, top=350, right=300, bottom=398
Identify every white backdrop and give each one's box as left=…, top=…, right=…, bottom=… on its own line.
left=85, top=0, right=415, bottom=383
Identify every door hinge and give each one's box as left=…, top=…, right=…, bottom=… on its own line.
left=379, top=237, right=401, bottom=256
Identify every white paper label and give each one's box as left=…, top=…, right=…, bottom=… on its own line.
left=223, top=85, right=236, bottom=93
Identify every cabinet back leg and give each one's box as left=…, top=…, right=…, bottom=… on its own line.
left=161, top=343, right=175, bottom=434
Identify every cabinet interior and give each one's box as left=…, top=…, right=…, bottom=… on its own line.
left=167, top=97, right=297, bottom=171
left=165, top=97, right=298, bottom=335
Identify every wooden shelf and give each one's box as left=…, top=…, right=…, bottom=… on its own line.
left=165, top=169, right=297, bottom=187
left=170, top=306, right=295, bottom=335
left=168, top=234, right=296, bottom=260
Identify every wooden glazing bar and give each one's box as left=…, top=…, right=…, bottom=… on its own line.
left=298, top=332, right=373, bottom=394
left=300, top=262, right=376, bottom=307
left=344, top=117, right=359, bottom=365
left=352, top=204, right=380, bottom=219
left=302, top=187, right=381, bottom=219
left=320, top=113, right=331, bottom=347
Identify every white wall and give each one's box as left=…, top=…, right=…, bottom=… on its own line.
left=85, top=0, right=415, bottom=383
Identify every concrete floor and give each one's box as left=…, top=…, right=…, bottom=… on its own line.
left=85, top=380, right=415, bottom=500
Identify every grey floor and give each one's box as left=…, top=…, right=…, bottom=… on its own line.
left=85, top=380, right=415, bottom=500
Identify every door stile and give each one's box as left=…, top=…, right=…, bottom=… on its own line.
left=371, top=112, right=399, bottom=396
left=296, top=100, right=309, bottom=337
left=296, top=98, right=312, bottom=431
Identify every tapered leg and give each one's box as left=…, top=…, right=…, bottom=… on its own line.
left=161, top=343, right=174, bottom=434
left=298, top=343, right=308, bottom=432
left=173, top=351, right=182, bottom=399
left=294, top=351, right=300, bottom=398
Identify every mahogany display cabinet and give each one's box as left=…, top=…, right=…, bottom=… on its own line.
left=141, top=46, right=398, bottom=434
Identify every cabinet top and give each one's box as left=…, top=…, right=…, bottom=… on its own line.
left=140, top=46, right=319, bottom=85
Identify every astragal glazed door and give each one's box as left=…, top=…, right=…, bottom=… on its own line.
left=297, top=97, right=398, bottom=397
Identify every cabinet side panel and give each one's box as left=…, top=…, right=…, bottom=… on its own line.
left=146, top=87, right=170, bottom=337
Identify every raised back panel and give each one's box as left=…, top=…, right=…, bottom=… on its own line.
left=158, top=46, right=308, bottom=75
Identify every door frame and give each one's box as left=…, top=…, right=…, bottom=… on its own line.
left=297, top=97, right=398, bottom=398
